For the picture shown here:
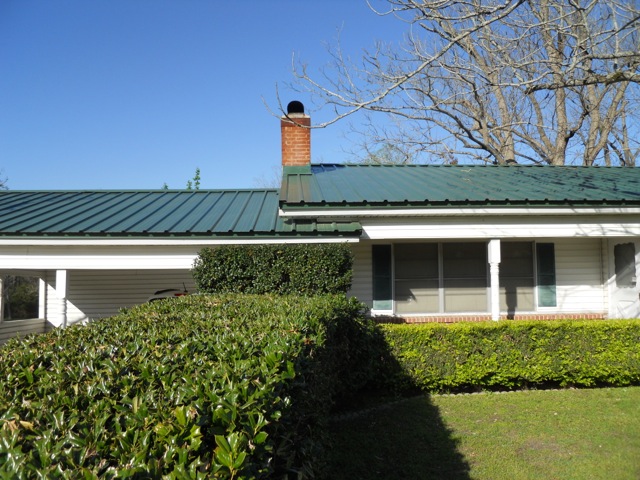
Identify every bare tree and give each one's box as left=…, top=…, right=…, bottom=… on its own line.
left=289, top=0, right=640, bottom=166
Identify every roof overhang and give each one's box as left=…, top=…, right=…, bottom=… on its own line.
left=279, top=206, right=640, bottom=219
left=0, top=236, right=361, bottom=247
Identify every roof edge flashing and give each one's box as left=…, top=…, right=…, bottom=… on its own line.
left=282, top=165, right=312, bottom=175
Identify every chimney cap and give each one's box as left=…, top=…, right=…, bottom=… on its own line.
left=286, top=100, right=305, bottom=115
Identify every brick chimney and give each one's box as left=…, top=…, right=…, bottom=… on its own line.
left=281, top=101, right=311, bottom=167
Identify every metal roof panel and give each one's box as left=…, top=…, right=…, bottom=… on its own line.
left=281, top=164, right=640, bottom=207
left=0, top=189, right=360, bottom=238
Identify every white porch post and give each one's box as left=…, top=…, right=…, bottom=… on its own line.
left=38, top=278, right=46, bottom=320
left=488, top=239, right=501, bottom=321
left=0, top=276, right=4, bottom=324
left=56, top=270, right=68, bottom=328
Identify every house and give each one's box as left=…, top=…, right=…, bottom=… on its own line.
left=1, top=101, right=640, bottom=343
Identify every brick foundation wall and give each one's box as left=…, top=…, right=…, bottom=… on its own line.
left=373, top=312, right=607, bottom=324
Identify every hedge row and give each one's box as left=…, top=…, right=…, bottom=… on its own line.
left=192, top=244, right=353, bottom=296
left=376, top=320, right=640, bottom=393
left=0, top=294, right=372, bottom=479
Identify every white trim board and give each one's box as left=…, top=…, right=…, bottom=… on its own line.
left=361, top=216, right=640, bottom=239
left=280, top=206, right=640, bottom=219
left=0, top=237, right=359, bottom=247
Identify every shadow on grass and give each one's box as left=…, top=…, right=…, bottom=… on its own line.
left=325, top=393, right=471, bottom=480
left=324, top=323, right=471, bottom=480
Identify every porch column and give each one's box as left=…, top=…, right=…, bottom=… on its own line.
left=488, top=239, right=501, bottom=321
left=0, top=276, right=3, bottom=324
left=56, top=270, right=68, bottom=328
left=38, top=278, right=46, bottom=320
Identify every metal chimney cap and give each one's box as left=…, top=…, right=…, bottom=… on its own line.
left=286, top=101, right=305, bottom=115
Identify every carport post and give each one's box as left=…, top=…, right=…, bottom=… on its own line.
left=0, top=276, right=3, bottom=324
left=488, top=239, right=501, bottom=321
left=56, top=270, right=68, bottom=328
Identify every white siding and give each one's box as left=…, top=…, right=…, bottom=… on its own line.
left=0, top=318, right=46, bottom=346
left=349, top=242, right=373, bottom=306
left=553, top=238, right=606, bottom=313
left=46, top=270, right=196, bottom=327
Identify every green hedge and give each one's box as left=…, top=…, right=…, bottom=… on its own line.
left=377, top=320, right=640, bottom=393
left=192, top=244, right=353, bottom=295
left=0, top=294, right=371, bottom=479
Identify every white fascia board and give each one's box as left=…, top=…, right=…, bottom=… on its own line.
left=0, top=237, right=359, bottom=247
left=361, top=215, right=640, bottom=239
left=0, top=254, right=198, bottom=270
left=0, top=237, right=360, bottom=271
left=280, top=206, right=640, bottom=219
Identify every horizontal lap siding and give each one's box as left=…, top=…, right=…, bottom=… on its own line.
left=46, top=270, right=196, bottom=327
left=0, top=318, right=46, bottom=346
left=553, top=238, right=606, bottom=313
left=349, top=242, right=373, bottom=307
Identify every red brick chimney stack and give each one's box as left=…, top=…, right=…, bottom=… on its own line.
left=281, top=101, right=311, bottom=167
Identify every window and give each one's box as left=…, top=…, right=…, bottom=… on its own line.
left=614, top=243, right=636, bottom=288
left=372, top=241, right=558, bottom=315
left=372, top=245, right=392, bottom=310
left=536, top=243, right=557, bottom=307
left=442, top=243, right=487, bottom=312
left=1, top=275, right=40, bottom=320
left=500, top=242, right=534, bottom=312
left=395, top=244, right=439, bottom=313
left=391, top=242, right=488, bottom=314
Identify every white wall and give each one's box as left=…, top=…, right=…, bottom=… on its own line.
left=553, top=238, right=607, bottom=313
left=0, top=318, right=46, bottom=346
left=349, top=242, right=373, bottom=306
left=45, top=270, right=196, bottom=327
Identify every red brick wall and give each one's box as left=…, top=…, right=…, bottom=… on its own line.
left=374, top=312, right=607, bottom=324
left=281, top=115, right=311, bottom=166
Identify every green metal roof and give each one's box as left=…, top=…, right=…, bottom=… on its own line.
left=280, top=164, right=640, bottom=208
left=0, top=190, right=360, bottom=238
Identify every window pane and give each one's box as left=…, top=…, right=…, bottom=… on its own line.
left=444, top=279, right=487, bottom=312
left=396, top=279, right=439, bottom=313
left=614, top=243, right=636, bottom=288
left=443, top=243, right=486, bottom=278
left=500, top=278, right=534, bottom=311
left=395, top=244, right=438, bottom=279
left=536, top=243, right=557, bottom=307
left=500, top=242, right=535, bottom=312
left=394, top=244, right=439, bottom=313
left=443, top=243, right=487, bottom=312
left=2, top=275, right=40, bottom=320
left=372, top=245, right=392, bottom=310
left=500, top=242, right=534, bottom=276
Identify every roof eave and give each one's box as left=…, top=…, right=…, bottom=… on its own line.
left=279, top=204, right=640, bottom=219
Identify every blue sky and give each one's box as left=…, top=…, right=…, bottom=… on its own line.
left=0, top=0, right=405, bottom=190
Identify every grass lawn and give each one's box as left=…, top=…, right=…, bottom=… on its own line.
left=325, top=387, right=640, bottom=480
